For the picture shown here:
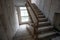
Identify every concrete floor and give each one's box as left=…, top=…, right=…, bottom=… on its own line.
left=13, top=24, right=34, bottom=40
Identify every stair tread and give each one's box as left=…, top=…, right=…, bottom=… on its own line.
left=38, top=18, right=47, bottom=21
left=37, top=12, right=43, bottom=14
left=38, top=26, right=54, bottom=34
left=38, top=15, right=44, bottom=16
left=38, top=26, right=53, bottom=31
left=39, top=21, right=49, bottom=24
left=37, top=15, right=45, bottom=18
left=38, top=32, right=56, bottom=38
left=38, top=22, right=51, bottom=27
left=36, top=12, right=43, bottom=15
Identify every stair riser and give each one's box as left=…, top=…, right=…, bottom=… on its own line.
left=38, top=34, right=57, bottom=40
left=38, top=29, right=53, bottom=34
left=37, top=13, right=43, bottom=15
left=33, top=9, right=42, bottom=15
left=38, top=16, right=45, bottom=18
left=38, top=19, right=48, bottom=22
left=38, top=23, right=50, bottom=27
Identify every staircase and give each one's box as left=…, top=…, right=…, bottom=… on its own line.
left=26, top=0, right=58, bottom=40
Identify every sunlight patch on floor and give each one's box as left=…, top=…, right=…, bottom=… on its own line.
left=15, top=24, right=31, bottom=37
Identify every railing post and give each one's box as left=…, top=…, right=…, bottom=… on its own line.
left=34, top=21, right=38, bottom=40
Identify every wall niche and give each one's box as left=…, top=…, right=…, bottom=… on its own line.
left=54, top=13, right=60, bottom=32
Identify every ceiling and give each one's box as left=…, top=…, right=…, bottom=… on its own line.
left=14, top=0, right=26, bottom=7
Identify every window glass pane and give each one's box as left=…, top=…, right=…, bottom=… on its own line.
left=21, top=11, right=28, bottom=16
left=21, top=16, right=29, bottom=22
left=20, top=7, right=30, bottom=23
left=20, top=7, right=26, bottom=10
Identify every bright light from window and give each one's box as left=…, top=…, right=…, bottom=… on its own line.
left=20, top=7, right=26, bottom=9
left=21, top=11, right=28, bottom=16
left=20, top=7, right=29, bottom=22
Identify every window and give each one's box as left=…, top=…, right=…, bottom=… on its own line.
left=20, top=7, right=29, bottom=22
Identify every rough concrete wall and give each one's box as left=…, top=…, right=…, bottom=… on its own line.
left=49, top=0, right=60, bottom=24
left=31, top=0, right=44, bottom=11
left=0, top=0, right=8, bottom=40
left=42, top=0, right=51, bottom=18
left=0, top=20, right=8, bottom=40
left=31, top=0, right=36, bottom=3
left=14, top=0, right=26, bottom=6
left=1, top=0, right=19, bottom=40
left=31, top=0, right=60, bottom=25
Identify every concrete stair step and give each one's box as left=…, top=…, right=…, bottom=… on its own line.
left=38, top=34, right=59, bottom=40
left=38, top=18, right=48, bottom=22
left=37, top=15, right=45, bottom=18
left=38, top=26, right=53, bottom=31
left=38, top=13, right=43, bottom=15
left=13, top=36, right=34, bottom=40
left=38, top=32, right=56, bottom=38
left=38, top=29, right=54, bottom=35
left=38, top=22, right=50, bottom=27
left=36, top=10, right=41, bottom=13
left=38, top=26, right=54, bottom=34
left=32, top=4, right=38, bottom=8
left=34, top=26, right=53, bottom=34
left=32, top=4, right=40, bottom=11
left=37, top=13, right=43, bottom=15
left=31, top=4, right=42, bottom=15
